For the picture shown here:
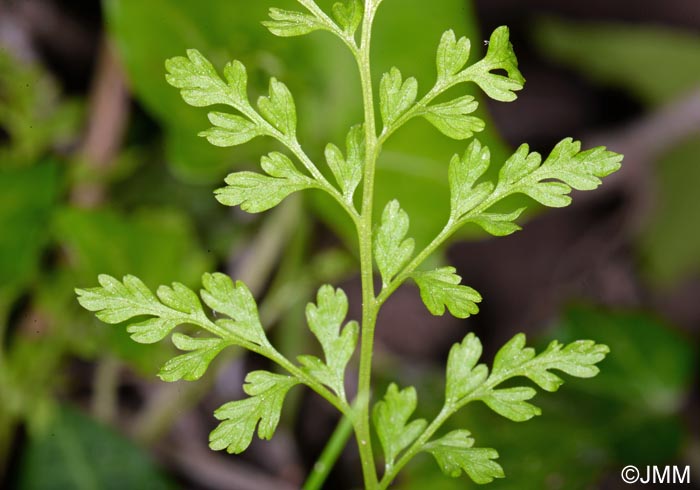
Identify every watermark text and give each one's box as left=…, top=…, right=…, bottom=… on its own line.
left=621, top=465, right=690, bottom=485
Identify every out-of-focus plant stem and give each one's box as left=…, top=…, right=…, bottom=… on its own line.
left=302, top=415, right=354, bottom=490
left=91, top=356, right=121, bottom=424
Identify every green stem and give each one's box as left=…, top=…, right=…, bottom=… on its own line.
left=376, top=188, right=511, bottom=307
left=378, top=83, right=444, bottom=145
left=288, top=140, right=361, bottom=225
left=353, top=1, right=382, bottom=488
left=379, top=365, right=519, bottom=487
left=302, top=415, right=355, bottom=490
left=379, top=406, right=452, bottom=489
left=376, top=218, right=456, bottom=307
left=273, top=352, right=350, bottom=416
left=297, top=0, right=359, bottom=53
left=226, top=93, right=360, bottom=224
left=378, top=64, right=485, bottom=146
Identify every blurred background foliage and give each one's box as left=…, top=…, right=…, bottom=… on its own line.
left=0, top=0, right=698, bottom=489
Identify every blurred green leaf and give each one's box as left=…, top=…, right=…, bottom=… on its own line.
left=534, top=19, right=700, bottom=106
left=1, top=336, right=59, bottom=434
left=17, top=406, right=173, bottom=490
left=55, top=207, right=209, bottom=287
left=0, top=163, right=59, bottom=315
left=557, top=307, right=695, bottom=415
left=639, top=139, right=700, bottom=286
left=0, top=52, right=81, bottom=167
left=53, top=207, right=211, bottom=373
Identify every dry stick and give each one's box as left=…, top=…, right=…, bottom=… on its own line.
left=548, top=89, right=700, bottom=265
left=72, top=39, right=130, bottom=424
left=71, top=39, right=130, bottom=207
left=92, top=356, right=121, bottom=424
left=228, top=195, right=303, bottom=297
left=582, top=88, right=700, bottom=214
left=600, top=88, right=700, bottom=165
left=549, top=89, right=700, bottom=321
left=165, top=412, right=299, bottom=490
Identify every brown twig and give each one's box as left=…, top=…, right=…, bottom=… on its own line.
left=162, top=412, right=300, bottom=490
left=70, top=35, right=129, bottom=424
left=70, top=37, right=129, bottom=207
left=583, top=87, right=700, bottom=228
